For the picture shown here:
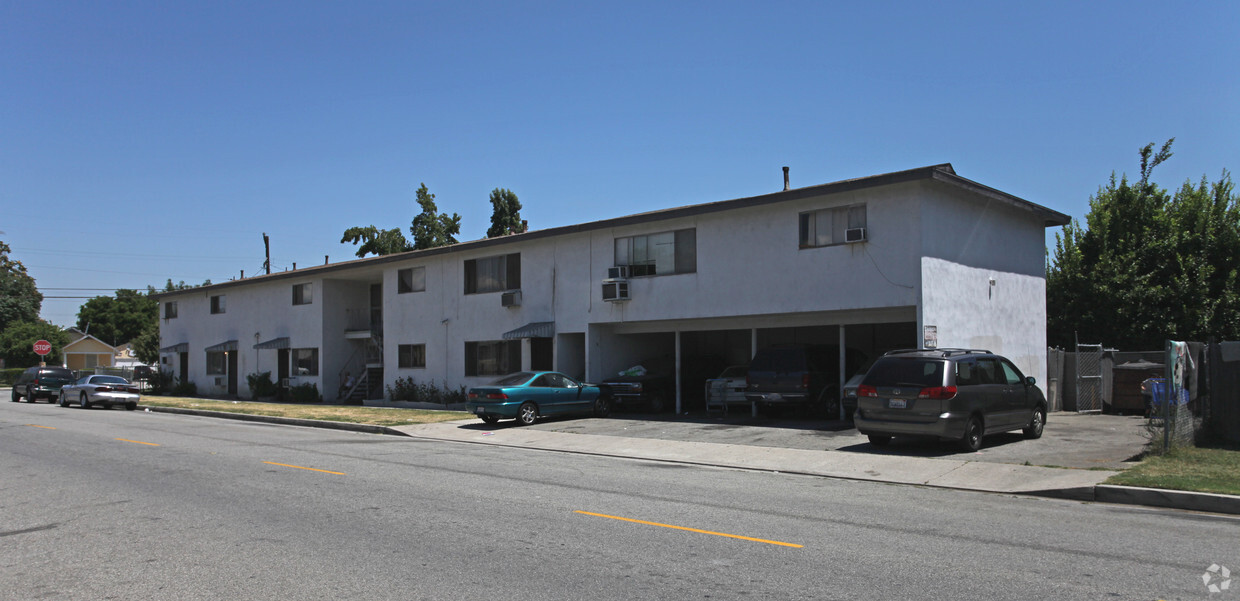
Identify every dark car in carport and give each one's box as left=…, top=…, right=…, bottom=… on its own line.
left=745, top=344, right=867, bottom=416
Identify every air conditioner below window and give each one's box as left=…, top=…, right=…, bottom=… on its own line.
left=607, top=266, right=629, bottom=279
left=845, top=227, right=867, bottom=243
left=501, top=290, right=522, bottom=307
left=602, top=280, right=630, bottom=302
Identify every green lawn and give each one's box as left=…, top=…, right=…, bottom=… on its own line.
left=1105, top=445, right=1240, bottom=496
left=140, top=396, right=467, bottom=427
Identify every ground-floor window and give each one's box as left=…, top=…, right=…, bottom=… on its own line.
left=464, top=340, right=520, bottom=377
left=292, top=348, right=319, bottom=376
left=206, top=351, right=227, bottom=375
left=398, top=344, right=426, bottom=368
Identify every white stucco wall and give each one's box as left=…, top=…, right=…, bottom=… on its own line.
left=160, top=276, right=330, bottom=398
left=919, top=257, right=1049, bottom=389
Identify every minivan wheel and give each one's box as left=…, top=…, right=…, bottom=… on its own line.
left=868, top=435, right=892, bottom=447
left=960, top=415, right=983, bottom=452
left=1023, top=407, right=1046, bottom=439
left=9, top=388, right=18, bottom=402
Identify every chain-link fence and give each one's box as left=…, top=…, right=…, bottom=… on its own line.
left=1146, top=341, right=1205, bottom=453
left=1075, top=343, right=1104, bottom=413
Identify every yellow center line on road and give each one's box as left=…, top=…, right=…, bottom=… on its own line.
left=574, top=510, right=803, bottom=548
left=263, top=461, right=345, bottom=476
left=25, top=424, right=56, bottom=429
left=115, top=438, right=160, bottom=446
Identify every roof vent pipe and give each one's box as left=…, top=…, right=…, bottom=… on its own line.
left=783, top=166, right=790, bottom=191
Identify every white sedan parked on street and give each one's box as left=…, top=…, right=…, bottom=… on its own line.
left=59, top=375, right=141, bottom=410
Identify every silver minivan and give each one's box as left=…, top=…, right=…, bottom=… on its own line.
left=853, top=349, right=1047, bottom=452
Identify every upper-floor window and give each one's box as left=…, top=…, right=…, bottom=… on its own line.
left=614, top=229, right=696, bottom=277
left=164, top=301, right=178, bottom=319
left=464, top=253, right=520, bottom=294
left=292, top=283, right=313, bottom=305
left=398, top=267, right=426, bottom=294
left=398, top=344, right=426, bottom=368
left=210, top=295, right=226, bottom=314
left=799, top=204, right=866, bottom=248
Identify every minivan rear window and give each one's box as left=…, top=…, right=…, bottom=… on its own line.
left=863, top=358, right=945, bottom=388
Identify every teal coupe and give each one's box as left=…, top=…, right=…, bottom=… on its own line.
left=466, top=371, right=610, bottom=426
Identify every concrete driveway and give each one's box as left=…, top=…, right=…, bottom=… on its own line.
left=520, top=410, right=1151, bottom=470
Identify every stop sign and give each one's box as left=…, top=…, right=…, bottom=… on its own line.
left=33, top=339, right=52, bottom=356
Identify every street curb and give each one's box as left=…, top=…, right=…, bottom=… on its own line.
left=1094, top=484, right=1240, bottom=515
left=140, top=405, right=412, bottom=437
left=139, top=404, right=1240, bottom=516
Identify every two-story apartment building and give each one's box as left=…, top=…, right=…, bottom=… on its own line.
left=156, top=164, right=1069, bottom=411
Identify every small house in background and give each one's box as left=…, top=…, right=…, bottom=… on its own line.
left=112, top=343, right=145, bottom=370
left=61, top=330, right=116, bottom=371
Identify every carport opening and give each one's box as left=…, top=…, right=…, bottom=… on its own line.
left=603, top=322, right=916, bottom=417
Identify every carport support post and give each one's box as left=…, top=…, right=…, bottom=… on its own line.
left=751, top=329, right=759, bottom=417
left=839, top=327, right=847, bottom=420
left=675, top=330, right=682, bottom=414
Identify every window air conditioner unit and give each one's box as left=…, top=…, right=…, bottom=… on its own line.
left=602, top=280, right=630, bottom=302
left=845, top=227, right=867, bottom=243
left=606, top=266, right=629, bottom=280
left=501, top=290, right=522, bottom=307
left=214, top=377, right=225, bottom=386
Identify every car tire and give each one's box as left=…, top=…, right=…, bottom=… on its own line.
left=594, top=396, right=610, bottom=418
left=59, top=392, right=70, bottom=408
left=25, top=388, right=35, bottom=402
left=1023, top=406, right=1046, bottom=439
left=960, top=415, right=983, bottom=452
left=648, top=392, right=666, bottom=413
left=9, top=387, right=19, bottom=402
left=868, top=434, right=892, bottom=447
left=480, top=415, right=499, bottom=425
left=80, top=393, right=91, bottom=409
left=125, top=402, right=137, bottom=411
left=516, top=402, right=538, bottom=426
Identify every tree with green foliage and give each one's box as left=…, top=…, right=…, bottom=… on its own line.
left=0, top=319, right=69, bottom=368
left=340, top=183, right=460, bottom=257
left=0, top=240, right=42, bottom=332
left=409, top=183, right=461, bottom=250
left=340, top=225, right=413, bottom=258
left=161, top=278, right=209, bottom=292
left=1047, top=139, right=1240, bottom=349
left=75, top=289, right=159, bottom=346
left=486, top=188, right=524, bottom=238
left=130, top=319, right=161, bottom=365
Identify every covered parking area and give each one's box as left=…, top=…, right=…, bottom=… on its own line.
left=588, top=307, right=918, bottom=417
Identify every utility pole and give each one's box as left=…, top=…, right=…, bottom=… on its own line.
left=263, top=233, right=271, bottom=275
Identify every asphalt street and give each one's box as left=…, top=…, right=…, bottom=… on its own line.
left=2, top=400, right=1237, bottom=600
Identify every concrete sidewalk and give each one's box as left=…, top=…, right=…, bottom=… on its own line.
left=392, top=419, right=1114, bottom=501
left=130, top=403, right=1240, bottom=515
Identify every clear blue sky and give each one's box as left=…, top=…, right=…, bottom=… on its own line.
left=3, top=1, right=1237, bottom=329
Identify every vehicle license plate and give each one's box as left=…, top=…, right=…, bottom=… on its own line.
left=475, top=407, right=485, bottom=414
left=888, top=399, right=907, bottom=409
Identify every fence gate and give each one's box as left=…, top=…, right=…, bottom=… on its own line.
left=1076, top=342, right=1104, bottom=413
